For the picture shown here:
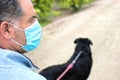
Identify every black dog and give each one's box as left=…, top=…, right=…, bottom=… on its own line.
left=39, top=38, right=93, bottom=80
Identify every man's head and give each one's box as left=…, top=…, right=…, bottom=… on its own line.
left=0, top=0, right=40, bottom=53
left=0, top=0, right=24, bottom=22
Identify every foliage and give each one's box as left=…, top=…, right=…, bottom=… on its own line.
left=32, top=0, right=95, bottom=26
left=55, top=0, right=94, bottom=11
left=70, top=0, right=84, bottom=11
left=32, top=0, right=54, bottom=25
left=56, top=0, right=71, bottom=10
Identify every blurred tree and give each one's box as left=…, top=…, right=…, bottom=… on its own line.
left=32, top=0, right=54, bottom=22
left=56, top=0, right=71, bottom=10
left=32, top=0, right=94, bottom=26
left=70, top=0, right=84, bottom=11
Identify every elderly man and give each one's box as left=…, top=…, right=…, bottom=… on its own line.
left=0, top=0, right=46, bottom=80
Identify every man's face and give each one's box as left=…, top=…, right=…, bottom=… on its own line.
left=12, top=0, right=37, bottom=53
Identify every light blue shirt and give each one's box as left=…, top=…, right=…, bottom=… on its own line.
left=0, top=48, right=46, bottom=80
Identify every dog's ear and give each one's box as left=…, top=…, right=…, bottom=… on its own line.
left=86, top=38, right=93, bottom=45
left=74, top=38, right=79, bottom=44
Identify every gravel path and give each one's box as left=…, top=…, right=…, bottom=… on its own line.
left=26, top=0, right=120, bottom=80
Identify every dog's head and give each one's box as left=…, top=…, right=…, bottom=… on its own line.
left=74, top=38, right=93, bottom=53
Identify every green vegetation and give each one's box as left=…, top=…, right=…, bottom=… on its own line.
left=32, top=0, right=95, bottom=26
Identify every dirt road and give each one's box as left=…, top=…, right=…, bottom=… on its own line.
left=26, top=0, right=120, bottom=80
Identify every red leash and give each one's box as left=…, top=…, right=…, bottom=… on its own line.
left=56, top=63, right=73, bottom=80
left=56, top=51, right=83, bottom=80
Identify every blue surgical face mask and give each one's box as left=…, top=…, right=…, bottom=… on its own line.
left=11, top=20, right=42, bottom=52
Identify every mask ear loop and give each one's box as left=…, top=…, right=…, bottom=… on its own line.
left=11, top=39, right=23, bottom=47
left=8, top=22, right=24, bottom=31
left=9, top=22, right=24, bottom=47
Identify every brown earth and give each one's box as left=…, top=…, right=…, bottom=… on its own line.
left=26, top=0, right=120, bottom=80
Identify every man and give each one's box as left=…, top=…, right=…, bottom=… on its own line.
left=0, top=0, right=46, bottom=80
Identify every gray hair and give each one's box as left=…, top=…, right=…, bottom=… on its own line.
left=0, top=0, right=24, bottom=23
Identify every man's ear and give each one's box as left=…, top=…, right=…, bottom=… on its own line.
left=0, top=21, right=14, bottom=39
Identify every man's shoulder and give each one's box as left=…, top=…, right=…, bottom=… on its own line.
left=0, top=48, right=18, bottom=55
left=13, top=67, right=47, bottom=80
left=0, top=66, right=46, bottom=80
left=0, top=49, right=46, bottom=80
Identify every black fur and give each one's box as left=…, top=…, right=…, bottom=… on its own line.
left=39, top=38, right=93, bottom=80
